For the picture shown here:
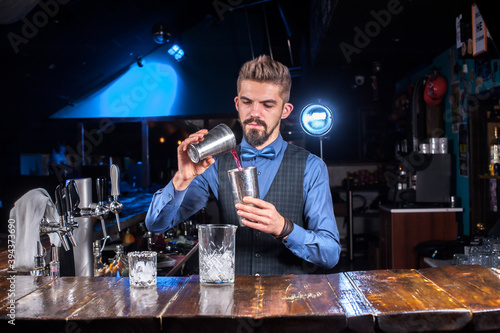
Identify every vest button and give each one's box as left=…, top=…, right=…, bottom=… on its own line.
left=255, top=252, right=261, bottom=258
left=255, top=231, right=261, bottom=237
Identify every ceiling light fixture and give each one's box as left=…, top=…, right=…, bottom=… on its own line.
left=152, top=23, right=171, bottom=44
left=168, top=44, right=184, bottom=61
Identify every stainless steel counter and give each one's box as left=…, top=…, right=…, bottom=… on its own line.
left=380, top=204, right=463, bottom=213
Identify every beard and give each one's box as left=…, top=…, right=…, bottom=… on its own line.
left=241, top=117, right=279, bottom=147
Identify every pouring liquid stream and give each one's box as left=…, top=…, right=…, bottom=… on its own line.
left=231, top=149, right=243, bottom=171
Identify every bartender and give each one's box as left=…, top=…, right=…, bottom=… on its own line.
left=146, top=55, right=341, bottom=275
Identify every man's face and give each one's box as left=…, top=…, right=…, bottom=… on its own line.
left=234, top=80, right=293, bottom=149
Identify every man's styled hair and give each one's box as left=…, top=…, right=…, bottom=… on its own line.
left=237, top=54, right=292, bottom=103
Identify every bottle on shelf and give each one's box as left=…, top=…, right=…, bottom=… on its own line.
left=123, top=228, right=136, bottom=245
left=109, top=244, right=128, bottom=277
left=489, top=126, right=500, bottom=175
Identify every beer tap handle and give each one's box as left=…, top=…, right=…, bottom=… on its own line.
left=96, top=177, right=109, bottom=238
left=64, top=181, right=80, bottom=246
left=66, top=180, right=81, bottom=216
left=109, top=164, right=122, bottom=232
left=110, top=164, right=120, bottom=198
left=52, top=184, right=72, bottom=251
left=96, top=177, right=107, bottom=205
left=60, top=186, right=79, bottom=248
left=54, top=184, right=64, bottom=221
left=46, top=183, right=80, bottom=252
left=60, top=187, right=68, bottom=226
left=64, top=185, right=71, bottom=217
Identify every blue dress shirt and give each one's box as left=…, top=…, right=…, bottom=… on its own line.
left=145, top=134, right=341, bottom=269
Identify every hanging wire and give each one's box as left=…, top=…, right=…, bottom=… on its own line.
left=276, top=1, right=294, bottom=66
left=262, top=4, right=273, bottom=59
left=245, top=8, right=255, bottom=59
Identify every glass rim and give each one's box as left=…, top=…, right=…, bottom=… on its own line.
left=127, top=251, right=157, bottom=257
left=198, top=224, right=238, bottom=230
left=227, top=166, right=256, bottom=173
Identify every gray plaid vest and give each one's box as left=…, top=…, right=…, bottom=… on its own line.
left=218, top=143, right=318, bottom=275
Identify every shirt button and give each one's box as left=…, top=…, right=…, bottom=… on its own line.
left=257, top=172, right=261, bottom=175
left=255, top=273, right=260, bottom=276
left=255, top=253, right=261, bottom=258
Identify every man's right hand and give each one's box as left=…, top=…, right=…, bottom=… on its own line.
left=172, top=129, right=215, bottom=191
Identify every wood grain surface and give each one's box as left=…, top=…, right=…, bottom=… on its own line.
left=164, top=275, right=260, bottom=332
left=0, top=276, right=53, bottom=311
left=327, top=273, right=375, bottom=333
left=418, top=265, right=500, bottom=331
left=0, top=267, right=499, bottom=332
left=346, top=269, right=471, bottom=332
left=256, top=274, right=347, bottom=333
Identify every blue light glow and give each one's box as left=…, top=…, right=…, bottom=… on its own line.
left=300, top=103, right=334, bottom=136
left=50, top=62, right=178, bottom=119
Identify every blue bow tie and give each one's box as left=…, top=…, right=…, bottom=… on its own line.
left=240, top=147, right=276, bottom=161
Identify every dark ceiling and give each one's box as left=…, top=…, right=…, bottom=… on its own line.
left=0, top=0, right=491, bottom=164
left=0, top=0, right=472, bottom=116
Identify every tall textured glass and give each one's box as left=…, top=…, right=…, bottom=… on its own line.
left=198, top=224, right=237, bottom=284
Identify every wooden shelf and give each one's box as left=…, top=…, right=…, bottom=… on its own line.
left=478, top=174, right=500, bottom=179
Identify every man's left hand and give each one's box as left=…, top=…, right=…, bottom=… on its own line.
left=235, top=197, right=285, bottom=237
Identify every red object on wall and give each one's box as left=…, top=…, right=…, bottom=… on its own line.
left=424, top=73, right=448, bottom=106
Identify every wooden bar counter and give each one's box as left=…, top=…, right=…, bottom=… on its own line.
left=1, top=265, right=500, bottom=332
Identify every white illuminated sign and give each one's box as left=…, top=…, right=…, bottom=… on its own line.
left=300, top=103, right=334, bottom=137
left=472, top=3, right=487, bottom=56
